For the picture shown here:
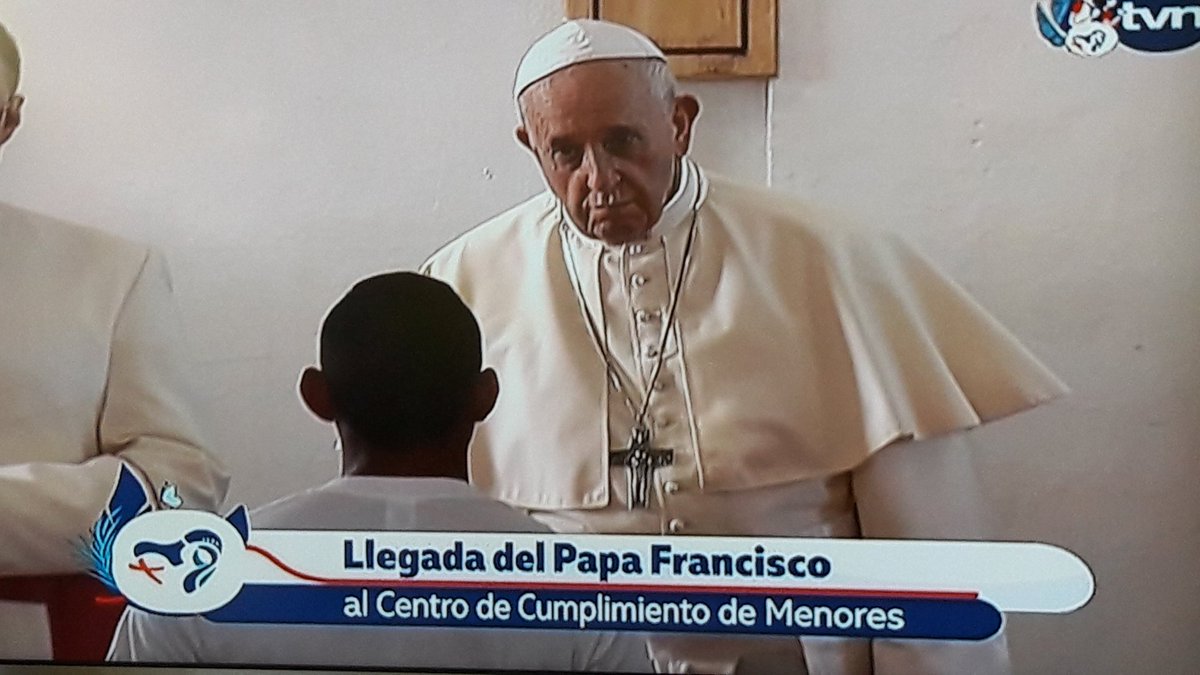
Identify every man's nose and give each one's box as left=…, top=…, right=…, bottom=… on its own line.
left=582, top=147, right=619, bottom=194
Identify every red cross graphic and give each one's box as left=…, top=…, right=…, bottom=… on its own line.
left=128, top=557, right=165, bottom=585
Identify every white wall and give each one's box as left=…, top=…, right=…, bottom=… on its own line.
left=0, top=1, right=1196, bottom=673
left=769, top=4, right=1200, bottom=674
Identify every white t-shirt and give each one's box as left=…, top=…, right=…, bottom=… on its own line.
left=107, top=476, right=653, bottom=672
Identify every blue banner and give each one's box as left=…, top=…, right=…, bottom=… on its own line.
left=206, top=584, right=1003, bottom=641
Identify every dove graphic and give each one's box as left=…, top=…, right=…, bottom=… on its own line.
left=160, top=482, right=183, bottom=509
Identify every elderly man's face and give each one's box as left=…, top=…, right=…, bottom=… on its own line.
left=517, top=60, right=698, bottom=246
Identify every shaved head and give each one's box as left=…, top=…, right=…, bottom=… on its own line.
left=319, top=272, right=484, bottom=448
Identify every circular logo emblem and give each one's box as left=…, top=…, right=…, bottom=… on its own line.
left=112, top=510, right=247, bottom=615
left=1067, top=20, right=1122, bottom=55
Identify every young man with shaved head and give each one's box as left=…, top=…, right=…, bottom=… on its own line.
left=108, top=272, right=653, bottom=672
left=422, top=19, right=1066, bottom=674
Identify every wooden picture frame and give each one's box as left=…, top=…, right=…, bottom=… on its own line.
left=564, top=0, right=778, bottom=79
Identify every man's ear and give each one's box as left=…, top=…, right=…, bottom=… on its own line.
left=298, top=366, right=337, bottom=423
left=515, top=125, right=533, bottom=152
left=671, top=94, right=700, bottom=156
left=0, top=95, right=25, bottom=148
left=467, top=368, right=500, bottom=422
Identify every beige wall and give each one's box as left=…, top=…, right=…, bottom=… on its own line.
left=767, top=4, right=1200, bottom=673
left=0, top=1, right=1196, bottom=672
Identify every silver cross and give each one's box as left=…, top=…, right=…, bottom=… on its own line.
left=609, top=426, right=673, bottom=510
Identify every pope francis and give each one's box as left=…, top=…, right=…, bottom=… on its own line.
left=422, top=19, right=1066, bottom=675
left=0, top=21, right=229, bottom=659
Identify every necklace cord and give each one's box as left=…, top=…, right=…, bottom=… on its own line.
left=559, top=159, right=703, bottom=434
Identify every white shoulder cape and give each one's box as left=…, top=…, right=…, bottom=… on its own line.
left=422, top=175, right=1066, bottom=510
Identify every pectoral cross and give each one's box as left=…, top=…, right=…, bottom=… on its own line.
left=610, top=426, right=673, bottom=510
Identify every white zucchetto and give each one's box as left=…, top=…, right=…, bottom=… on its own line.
left=513, top=19, right=665, bottom=99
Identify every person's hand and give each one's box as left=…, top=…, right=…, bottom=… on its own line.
left=0, top=94, right=25, bottom=146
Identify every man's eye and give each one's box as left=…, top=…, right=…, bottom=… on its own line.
left=551, top=147, right=582, bottom=165
left=605, top=132, right=638, bottom=155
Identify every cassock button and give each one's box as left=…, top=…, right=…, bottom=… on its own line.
left=631, top=274, right=647, bottom=288
left=668, top=518, right=685, bottom=533
left=636, top=309, right=650, bottom=323
left=664, top=481, right=680, bottom=495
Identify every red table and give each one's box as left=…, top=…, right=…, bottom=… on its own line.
left=0, top=574, right=126, bottom=661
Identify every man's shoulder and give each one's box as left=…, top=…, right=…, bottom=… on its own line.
left=704, top=173, right=887, bottom=252
left=0, top=201, right=151, bottom=268
left=249, top=478, right=550, bottom=533
left=422, top=192, right=557, bottom=273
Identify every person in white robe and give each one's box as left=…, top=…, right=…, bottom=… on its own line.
left=420, top=19, right=1069, bottom=675
left=108, top=272, right=653, bottom=673
left=0, top=21, right=230, bottom=660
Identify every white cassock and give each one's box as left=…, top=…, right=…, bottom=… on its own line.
left=421, top=159, right=1068, bottom=674
left=107, top=476, right=654, bottom=672
left=0, top=202, right=230, bottom=658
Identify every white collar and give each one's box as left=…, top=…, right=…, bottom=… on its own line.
left=646, top=156, right=701, bottom=246
left=323, top=476, right=480, bottom=500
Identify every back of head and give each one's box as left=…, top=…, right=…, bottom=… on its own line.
left=0, top=21, right=19, bottom=100
left=320, top=272, right=482, bottom=449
